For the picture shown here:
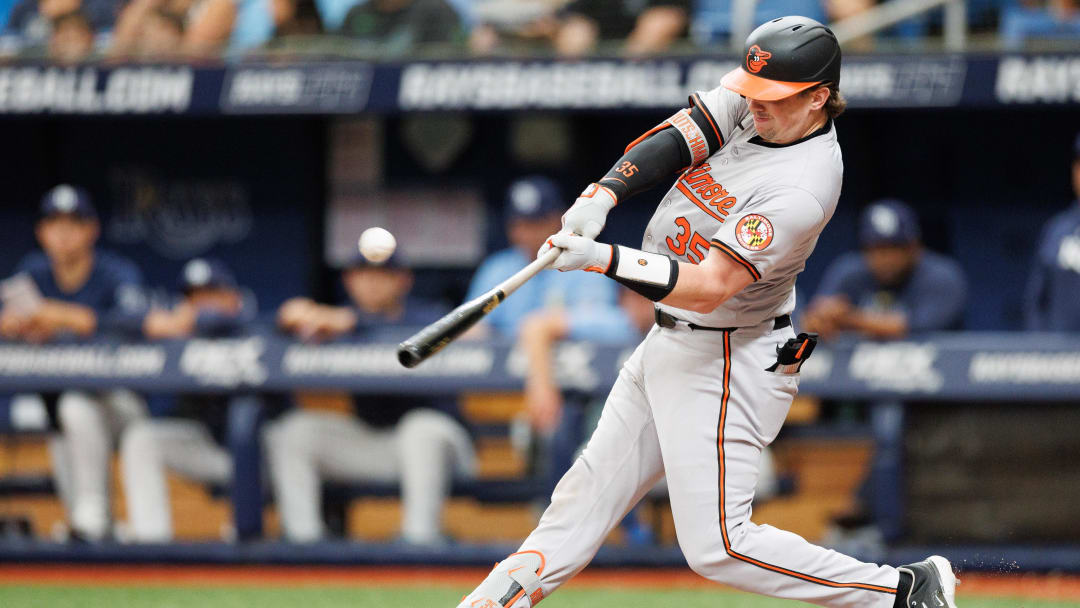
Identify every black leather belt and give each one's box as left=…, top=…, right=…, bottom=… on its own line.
left=654, top=308, right=790, bottom=333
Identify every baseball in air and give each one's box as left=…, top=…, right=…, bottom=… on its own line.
left=358, top=227, right=397, bottom=263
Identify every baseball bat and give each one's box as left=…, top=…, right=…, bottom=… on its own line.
left=397, top=246, right=563, bottom=368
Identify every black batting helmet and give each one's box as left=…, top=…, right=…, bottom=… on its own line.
left=721, top=16, right=841, bottom=101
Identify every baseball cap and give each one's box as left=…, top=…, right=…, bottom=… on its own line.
left=505, top=176, right=564, bottom=221
left=345, top=249, right=406, bottom=270
left=179, top=258, right=238, bottom=292
left=40, top=184, right=97, bottom=220
left=721, top=16, right=841, bottom=101
left=858, top=199, right=921, bottom=247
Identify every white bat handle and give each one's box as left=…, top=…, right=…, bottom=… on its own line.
left=498, top=247, right=562, bottom=298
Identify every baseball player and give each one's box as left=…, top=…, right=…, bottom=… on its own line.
left=458, top=17, right=957, bottom=608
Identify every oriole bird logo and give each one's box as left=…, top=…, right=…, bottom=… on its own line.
left=746, top=45, right=771, bottom=73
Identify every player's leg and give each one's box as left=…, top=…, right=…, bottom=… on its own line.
left=395, top=408, right=475, bottom=545
left=264, top=410, right=396, bottom=542
left=120, top=418, right=230, bottom=542
left=458, top=332, right=666, bottom=607
left=645, top=325, right=901, bottom=608
left=56, top=390, right=148, bottom=540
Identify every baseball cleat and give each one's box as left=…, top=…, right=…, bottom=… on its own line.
left=456, top=550, right=546, bottom=608
left=897, top=555, right=958, bottom=608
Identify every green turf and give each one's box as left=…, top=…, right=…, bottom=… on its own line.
left=1, top=585, right=1076, bottom=607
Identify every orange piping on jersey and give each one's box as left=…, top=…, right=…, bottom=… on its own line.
left=676, top=181, right=728, bottom=224
left=710, top=240, right=761, bottom=282
left=691, top=93, right=723, bottom=148
left=624, top=122, right=671, bottom=154
left=717, top=334, right=896, bottom=596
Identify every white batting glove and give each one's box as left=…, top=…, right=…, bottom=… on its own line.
left=545, top=232, right=613, bottom=273
left=562, top=183, right=617, bottom=239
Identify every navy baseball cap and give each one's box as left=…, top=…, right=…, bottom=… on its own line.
left=505, top=176, right=564, bottom=221
left=345, top=250, right=406, bottom=270
left=40, top=184, right=97, bottom=220
left=858, top=199, right=921, bottom=247
left=179, top=258, right=238, bottom=292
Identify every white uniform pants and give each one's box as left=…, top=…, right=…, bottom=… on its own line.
left=119, top=418, right=232, bottom=542
left=265, top=408, right=475, bottom=545
left=513, top=322, right=900, bottom=607
left=48, top=389, right=147, bottom=540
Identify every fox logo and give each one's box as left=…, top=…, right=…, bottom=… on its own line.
left=746, top=45, right=771, bottom=73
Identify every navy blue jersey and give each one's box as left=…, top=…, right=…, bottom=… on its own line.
left=14, top=250, right=147, bottom=335
left=1024, top=204, right=1080, bottom=331
left=814, top=250, right=967, bottom=333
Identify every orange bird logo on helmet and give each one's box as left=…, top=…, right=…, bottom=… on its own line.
left=746, top=45, right=772, bottom=73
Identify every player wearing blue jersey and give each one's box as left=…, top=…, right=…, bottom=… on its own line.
left=1024, top=133, right=1080, bottom=331
left=0, top=185, right=148, bottom=541
left=802, top=199, right=967, bottom=340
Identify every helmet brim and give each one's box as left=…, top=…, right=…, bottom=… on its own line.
left=720, top=67, right=821, bottom=101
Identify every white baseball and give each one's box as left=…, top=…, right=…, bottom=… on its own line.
left=358, top=227, right=397, bottom=263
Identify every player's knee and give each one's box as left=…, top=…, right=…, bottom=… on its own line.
left=397, top=409, right=454, bottom=445
left=267, top=413, right=322, bottom=456
left=119, top=421, right=158, bottom=461
left=57, top=391, right=100, bottom=429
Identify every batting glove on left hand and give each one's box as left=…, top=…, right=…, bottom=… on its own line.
left=561, top=183, right=617, bottom=240
left=544, top=232, right=613, bottom=273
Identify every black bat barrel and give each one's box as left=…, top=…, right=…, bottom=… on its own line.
left=397, top=291, right=504, bottom=368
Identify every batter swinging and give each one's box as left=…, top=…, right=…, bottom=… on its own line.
left=458, top=16, right=957, bottom=608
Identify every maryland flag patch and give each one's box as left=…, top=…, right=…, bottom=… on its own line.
left=735, top=214, right=774, bottom=251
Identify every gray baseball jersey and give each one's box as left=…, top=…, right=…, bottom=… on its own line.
left=645, top=85, right=842, bottom=327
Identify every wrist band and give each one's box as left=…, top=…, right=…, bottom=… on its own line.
left=604, top=245, right=680, bottom=302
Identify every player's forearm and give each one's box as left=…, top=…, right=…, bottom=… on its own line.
left=519, top=313, right=568, bottom=387
left=660, top=259, right=749, bottom=314
left=598, top=128, right=690, bottom=202
left=42, top=301, right=97, bottom=336
left=843, top=310, right=908, bottom=339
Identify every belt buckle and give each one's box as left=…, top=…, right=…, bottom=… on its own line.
left=654, top=309, right=677, bottom=329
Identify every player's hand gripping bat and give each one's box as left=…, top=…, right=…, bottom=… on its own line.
left=397, top=246, right=562, bottom=368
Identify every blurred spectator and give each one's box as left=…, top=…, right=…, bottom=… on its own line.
left=120, top=258, right=255, bottom=542
left=1001, top=0, right=1080, bottom=49
left=266, top=250, right=474, bottom=546
left=7, top=0, right=116, bottom=46
left=692, top=0, right=828, bottom=47
left=802, top=199, right=967, bottom=340
left=339, top=0, right=464, bottom=53
left=0, top=184, right=147, bottom=541
left=48, top=9, right=93, bottom=62
left=465, top=176, right=621, bottom=340
left=467, top=0, right=559, bottom=55
left=1024, top=133, right=1080, bottom=331
left=110, top=0, right=236, bottom=58
left=554, top=0, right=689, bottom=57
left=270, top=0, right=321, bottom=37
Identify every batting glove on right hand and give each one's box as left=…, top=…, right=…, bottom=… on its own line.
left=545, top=232, right=613, bottom=273
left=561, top=183, right=617, bottom=240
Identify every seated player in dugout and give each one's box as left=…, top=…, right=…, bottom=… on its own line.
left=801, top=199, right=968, bottom=340
left=1024, top=131, right=1080, bottom=331
left=0, top=185, right=148, bottom=542
left=459, top=16, right=958, bottom=608
left=464, top=176, right=622, bottom=342
left=268, top=250, right=474, bottom=546
left=122, top=258, right=264, bottom=543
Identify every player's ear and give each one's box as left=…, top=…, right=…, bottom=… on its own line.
left=809, top=85, right=830, bottom=111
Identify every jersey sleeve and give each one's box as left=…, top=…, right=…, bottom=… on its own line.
left=623, top=86, right=747, bottom=169
left=687, top=86, right=749, bottom=155
left=709, top=188, right=825, bottom=283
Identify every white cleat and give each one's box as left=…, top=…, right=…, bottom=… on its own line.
left=456, top=551, right=546, bottom=608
